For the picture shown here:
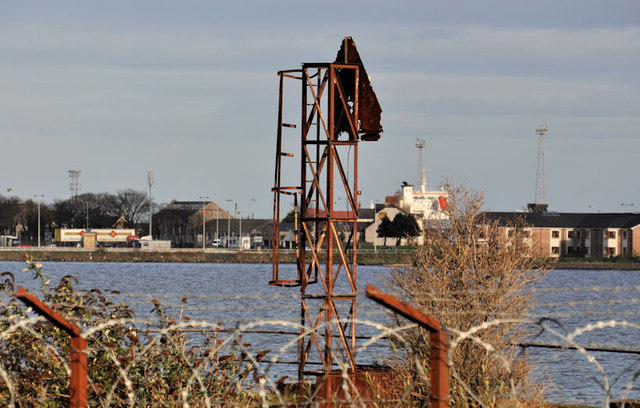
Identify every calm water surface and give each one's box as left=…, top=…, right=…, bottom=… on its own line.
left=1, top=261, right=638, bottom=405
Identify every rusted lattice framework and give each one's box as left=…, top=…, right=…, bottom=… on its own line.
left=271, top=37, right=382, bottom=385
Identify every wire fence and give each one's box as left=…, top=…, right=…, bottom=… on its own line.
left=1, top=266, right=640, bottom=406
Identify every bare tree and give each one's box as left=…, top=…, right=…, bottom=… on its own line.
left=18, top=199, right=38, bottom=245
left=0, top=196, right=22, bottom=235
left=86, top=192, right=120, bottom=226
left=384, top=183, right=549, bottom=407
left=115, top=189, right=150, bottom=227
left=51, top=193, right=119, bottom=229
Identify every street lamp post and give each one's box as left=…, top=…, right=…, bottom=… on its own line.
left=238, top=210, right=242, bottom=251
left=226, top=199, right=233, bottom=247
left=34, top=194, right=44, bottom=247
left=148, top=171, right=155, bottom=239
left=200, top=196, right=209, bottom=250
left=234, top=203, right=238, bottom=249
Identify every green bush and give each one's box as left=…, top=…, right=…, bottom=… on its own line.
left=0, top=260, right=259, bottom=407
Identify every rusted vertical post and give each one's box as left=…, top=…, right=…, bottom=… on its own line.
left=299, top=66, right=309, bottom=387
left=69, top=336, right=89, bottom=408
left=429, top=329, right=449, bottom=408
left=272, top=71, right=285, bottom=281
left=326, top=64, right=335, bottom=370
left=16, top=286, right=88, bottom=408
left=352, top=64, right=360, bottom=359
left=366, top=284, right=449, bottom=408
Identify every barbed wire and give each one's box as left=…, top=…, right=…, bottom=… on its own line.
left=6, top=287, right=640, bottom=326
left=1, top=311, right=640, bottom=406
left=9, top=285, right=640, bottom=306
left=10, top=284, right=640, bottom=301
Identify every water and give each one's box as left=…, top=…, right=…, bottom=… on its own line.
left=1, top=261, right=639, bottom=405
left=0, top=261, right=393, bottom=388
left=528, top=269, right=640, bottom=405
left=0, top=261, right=389, bottom=324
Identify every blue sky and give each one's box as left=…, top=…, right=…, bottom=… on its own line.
left=1, top=1, right=638, bottom=217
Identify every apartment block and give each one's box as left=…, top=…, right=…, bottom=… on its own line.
left=486, top=212, right=640, bottom=259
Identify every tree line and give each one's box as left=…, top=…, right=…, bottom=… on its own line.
left=0, top=189, right=151, bottom=245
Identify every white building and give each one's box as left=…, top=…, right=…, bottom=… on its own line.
left=360, top=182, right=449, bottom=247
left=362, top=205, right=415, bottom=247
left=386, top=183, right=448, bottom=221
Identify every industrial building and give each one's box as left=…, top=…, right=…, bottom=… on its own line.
left=153, top=200, right=233, bottom=247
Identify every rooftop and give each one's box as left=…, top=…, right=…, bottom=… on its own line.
left=485, top=212, right=640, bottom=229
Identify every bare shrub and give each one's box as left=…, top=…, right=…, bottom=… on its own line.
left=384, top=183, right=550, bottom=407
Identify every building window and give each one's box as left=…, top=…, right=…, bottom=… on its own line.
left=606, top=247, right=616, bottom=256
left=552, top=231, right=559, bottom=239
left=524, top=230, right=531, bottom=238
left=507, top=229, right=514, bottom=238
left=575, top=231, right=580, bottom=239
left=568, top=231, right=574, bottom=239
left=623, top=230, right=627, bottom=239
left=623, top=247, right=627, bottom=255
left=608, top=231, right=616, bottom=239
left=552, top=246, right=560, bottom=254
left=585, top=231, right=590, bottom=239
left=567, top=246, right=574, bottom=253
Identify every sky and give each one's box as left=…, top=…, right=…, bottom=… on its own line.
left=1, top=0, right=638, bottom=218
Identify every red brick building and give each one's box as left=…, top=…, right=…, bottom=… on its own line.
left=485, top=212, right=640, bottom=259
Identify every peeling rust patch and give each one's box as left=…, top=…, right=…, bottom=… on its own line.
left=335, top=36, right=383, bottom=141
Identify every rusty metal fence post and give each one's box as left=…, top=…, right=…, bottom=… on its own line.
left=16, top=286, right=88, bottom=408
left=366, top=284, right=449, bottom=408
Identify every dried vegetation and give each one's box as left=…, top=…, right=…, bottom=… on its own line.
left=384, top=183, right=550, bottom=407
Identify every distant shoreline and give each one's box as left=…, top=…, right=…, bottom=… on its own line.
left=0, top=248, right=279, bottom=264
left=552, top=261, right=640, bottom=270
left=0, top=248, right=409, bottom=265
left=0, top=248, right=638, bottom=270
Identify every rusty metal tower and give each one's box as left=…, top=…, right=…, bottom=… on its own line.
left=271, top=37, right=382, bottom=386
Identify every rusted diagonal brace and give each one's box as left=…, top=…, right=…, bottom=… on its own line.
left=366, top=284, right=449, bottom=408
left=16, top=286, right=88, bottom=408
